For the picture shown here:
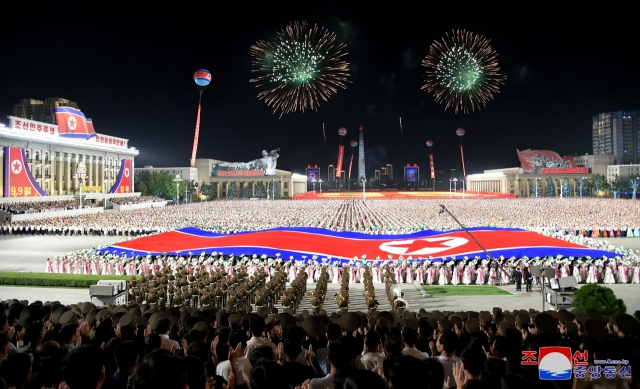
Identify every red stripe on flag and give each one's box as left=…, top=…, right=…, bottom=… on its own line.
left=112, top=229, right=589, bottom=259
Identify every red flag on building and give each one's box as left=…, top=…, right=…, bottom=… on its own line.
left=429, top=154, right=435, bottom=179
left=336, top=145, right=345, bottom=178
left=3, top=146, right=48, bottom=197
left=55, top=107, right=96, bottom=139
left=109, top=159, right=132, bottom=194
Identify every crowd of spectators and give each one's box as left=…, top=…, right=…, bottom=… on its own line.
left=2, top=198, right=640, bottom=237
left=0, top=200, right=96, bottom=215
left=109, top=197, right=163, bottom=206
left=1, top=297, right=639, bottom=389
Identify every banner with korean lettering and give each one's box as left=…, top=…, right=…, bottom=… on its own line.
left=336, top=145, right=344, bottom=178
left=9, top=117, right=57, bottom=136
left=109, top=159, right=132, bottom=194
left=216, top=170, right=264, bottom=177
left=3, top=147, right=48, bottom=197
left=55, top=107, right=96, bottom=139
left=429, top=154, right=435, bottom=179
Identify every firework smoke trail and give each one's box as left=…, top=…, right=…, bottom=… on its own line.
left=323, top=122, right=326, bottom=146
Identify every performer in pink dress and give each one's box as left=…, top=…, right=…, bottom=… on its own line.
left=475, top=264, right=484, bottom=285
left=415, top=264, right=424, bottom=284
left=372, top=263, right=382, bottom=283
left=406, top=264, right=414, bottom=283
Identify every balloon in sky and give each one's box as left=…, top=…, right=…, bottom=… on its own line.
left=456, top=128, right=467, bottom=176
left=194, top=69, right=212, bottom=87
left=190, top=69, right=212, bottom=167
left=426, top=140, right=433, bottom=147
left=338, top=127, right=347, bottom=136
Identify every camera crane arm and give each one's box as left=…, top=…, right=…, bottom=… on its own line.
left=438, top=204, right=513, bottom=282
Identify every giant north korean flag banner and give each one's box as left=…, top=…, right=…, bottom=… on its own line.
left=55, top=107, right=96, bottom=139
left=3, top=146, right=48, bottom=197
left=98, top=227, right=611, bottom=263
left=109, top=159, right=132, bottom=194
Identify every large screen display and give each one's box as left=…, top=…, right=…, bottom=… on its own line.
left=405, top=167, right=418, bottom=183
left=306, top=168, right=320, bottom=182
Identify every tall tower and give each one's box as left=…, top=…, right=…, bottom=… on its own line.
left=358, top=124, right=366, bottom=185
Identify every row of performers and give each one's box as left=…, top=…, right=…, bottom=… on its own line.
left=45, top=256, right=640, bottom=284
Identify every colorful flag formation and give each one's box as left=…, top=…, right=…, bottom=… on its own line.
left=98, top=227, right=612, bottom=263
left=3, top=146, right=48, bottom=197
left=109, top=159, right=132, bottom=194
left=55, top=107, right=96, bottom=139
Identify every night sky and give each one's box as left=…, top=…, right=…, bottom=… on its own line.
left=2, top=5, right=639, bottom=181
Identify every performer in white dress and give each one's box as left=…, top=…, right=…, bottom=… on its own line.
left=603, top=264, right=616, bottom=284
left=462, top=264, right=472, bottom=285
left=438, top=265, right=448, bottom=285
left=586, top=265, right=598, bottom=284
left=451, top=263, right=461, bottom=285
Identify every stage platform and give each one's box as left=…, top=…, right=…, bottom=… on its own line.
left=293, top=190, right=515, bottom=200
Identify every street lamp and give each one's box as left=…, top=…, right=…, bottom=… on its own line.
left=462, top=177, right=465, bottom=199
left=536, top=177, right=541, bottom=198
left=450, top=178, right=458, bottom=198
left=361, top=176, right=366, bottom=201
left=173, top=175, right=182, bottom=205
left=29, top=207, right=34, bottom=222
left=311, top=178, right=317, bottom=192
left=76, top=161, right=86, bottom=209
left=318, top=178, right=323, bottom=193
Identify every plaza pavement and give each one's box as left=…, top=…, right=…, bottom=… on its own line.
left=0, top=234, right=124, bottom=272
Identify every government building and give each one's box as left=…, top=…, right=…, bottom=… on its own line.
left=1, top=98, right=138, bottom=203
left=466, top=151, right=614, bottom=197
left=136, top=155, right=308, bottom=199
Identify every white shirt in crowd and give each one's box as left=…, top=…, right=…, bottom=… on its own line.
left=160, top=334, right=180, bottom=352
left=402, top=346, right=430, bottom=360
left=437, top=355, right=460, bottom=386
left=216, top=357, right=252, bottom=386
left=355, top=351, right=385, bottom=370
left=244, top=336, right=277, bottom=359
left=310, top=373, right=335, bottom=389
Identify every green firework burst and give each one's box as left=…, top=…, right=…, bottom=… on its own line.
left=422, top=30, right=506, bottom=114
left=251, top=21, right=350, bottom=117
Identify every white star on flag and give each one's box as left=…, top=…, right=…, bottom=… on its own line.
left=68, top=116, right=77, bottom=131
left=11, top=159, right=23, bottom=174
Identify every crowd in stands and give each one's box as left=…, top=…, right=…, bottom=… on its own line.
left=1, top=296, right=639, bottom=389
left=2, top=198, right=640, bottom=236
left=0, top=200, right=96, bottom=215
left=109, top=197, right=163, bottom=206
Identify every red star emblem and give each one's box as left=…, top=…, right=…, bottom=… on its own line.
left=379, top=236, right=469, bottom=256
left=11, top=160, right=22, bottom=174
